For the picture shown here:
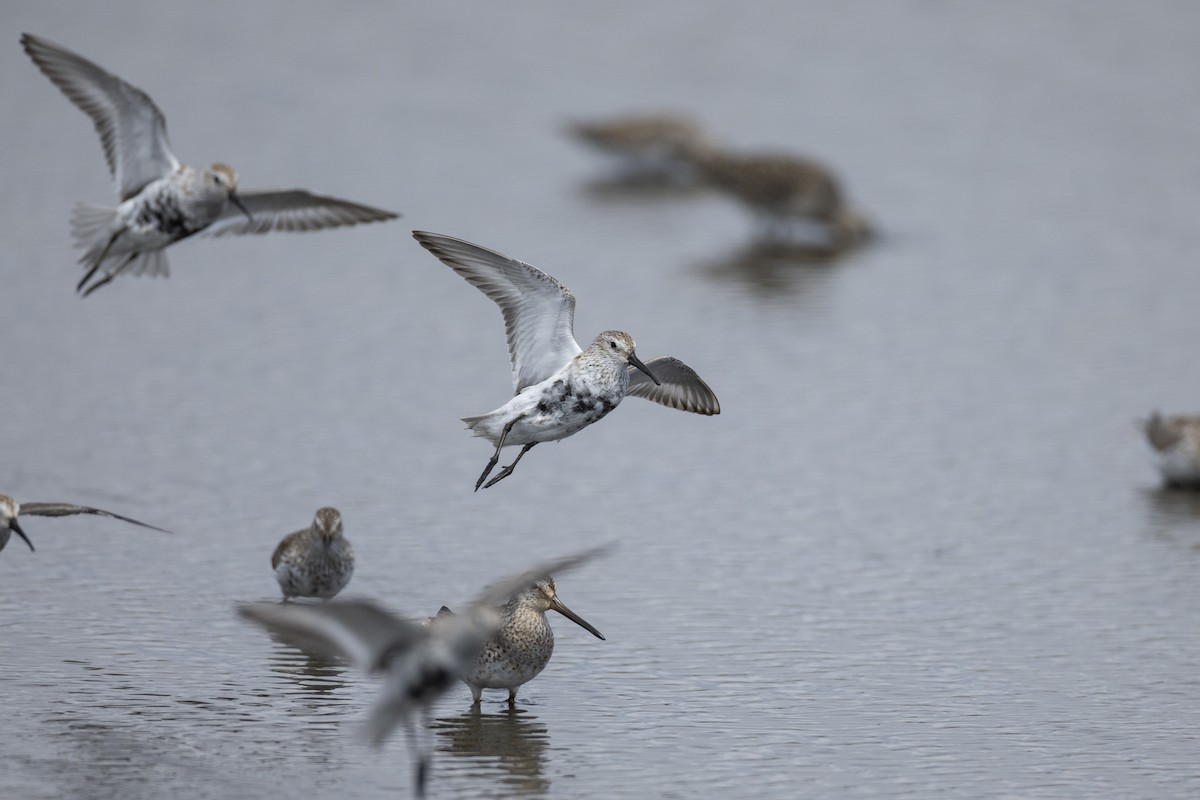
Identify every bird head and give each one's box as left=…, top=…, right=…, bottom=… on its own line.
left=313, top=507, right=344, bottom=541
left=594, top=330, right=660, bottom=385
left=209, top=163, right=253, bottom=222
left=0, top=494, right=33, bottom=551
left=521, top=577, right=605, bottom=640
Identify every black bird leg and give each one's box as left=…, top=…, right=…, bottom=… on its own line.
left=482, top=442, right=538, bottom=490
left=402, top=713, right=430, bottom=799
left=475, top=417, right=519, bottom=492
left=77, top=227, right=127, bottom=294
left=80, top=252, right=137, bottom=297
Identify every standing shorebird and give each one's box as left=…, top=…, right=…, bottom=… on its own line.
left=413, top=231, right=721, bottom=490
left=684, top=145, right=872, bottom=247
left=439, top=575, right=604, bottom=704
left=21, top=33, right=398, bottom=296
left=239, top=545, right=610, bottom=798
left=1144, top=412, right=1200, bottom=487
left=0, top=493, right=169, bottom=554
left=271, top=507, right=354, bottom=601
left=568, top=113, right=710, bottom=179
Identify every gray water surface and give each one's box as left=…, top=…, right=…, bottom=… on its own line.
left=2, top=2, right=1199, bottom=798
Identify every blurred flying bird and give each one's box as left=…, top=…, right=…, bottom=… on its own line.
left=0, top=493, right=169, bottom=554
left=21, top=33, right=398, bottom=296
left=238, top=544, right=611, bottom=797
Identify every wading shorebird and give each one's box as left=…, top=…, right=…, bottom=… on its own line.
left=684, top=145, right=872, bottom=247
left=568, top=113, right=710, bottom=179
left=413, top=231, right=721, bottom=491
left=271, top=507, right=354, bottom=601
left=436, top=575, right=604, bottom=704
left=1144, top=412, right=1200, bottom=487
left=21, top=33, right=398, bottom=296
left=239, top=544, right=610, bottom=798
left=0, top=493, right=169, bottom=554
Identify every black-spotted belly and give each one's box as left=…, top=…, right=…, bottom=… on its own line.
left=532, top=379, right=619, bottom=436
left=132, top=192, right=215, bottom=241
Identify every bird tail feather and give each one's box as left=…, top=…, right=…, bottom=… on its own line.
left=71, top=203, right=119, bottom=267
left=125, top=249, right=169, bottom=278
left=71, top=202, right=171, bottom=283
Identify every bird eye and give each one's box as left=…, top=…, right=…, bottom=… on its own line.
left=609, top=341, right=617, bottom=349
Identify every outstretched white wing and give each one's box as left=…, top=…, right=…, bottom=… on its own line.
left=22, top=33, right=180, bottom=201
left=202, top=190, right=398, bottom=237
left=626, top=356, right=720, bottom=415
left=414, top=231, right=583, bottom=394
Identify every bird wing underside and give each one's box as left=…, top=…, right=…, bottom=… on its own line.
left=22, top=33, right=180, bottom=201
left=626, top=356, right=721, bottom=415
left=471, top=544, right=615, bottom=608
left=238, top=600, right=425, bottom=673
left=413, top=232, right=583, bottom=394
left=202, top=190, right=398, bottom=237
left=19, top=501, right=170, bottom=532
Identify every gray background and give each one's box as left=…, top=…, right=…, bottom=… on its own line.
left=2, top=2, right=1198, bottom=798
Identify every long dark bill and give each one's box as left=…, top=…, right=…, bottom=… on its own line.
left=229, top=192, right=254, bottom=223
left=628, top=352, right=661, bottom=386
left=550, top=596, right=605, bottom=640
left=10, top=518, right=34, bottom=552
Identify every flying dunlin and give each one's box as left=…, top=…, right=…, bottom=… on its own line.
left=22, top=33, right=398, bottom=296
left=412, top=231, right=720, bottom=490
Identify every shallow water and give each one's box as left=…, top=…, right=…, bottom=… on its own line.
left=2, top=2, right=1200, bottom=797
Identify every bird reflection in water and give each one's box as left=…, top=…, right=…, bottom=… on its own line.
left=431, top=705, right=551, bottom=796
left=697, top=238, right=852, bottom=298
left=263, top=629, right=349, bottom=700
left=1142, top=486, right=1200, bottom=552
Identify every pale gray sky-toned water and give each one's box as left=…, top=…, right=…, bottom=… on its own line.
left=2, top=2, right=1199, bottom=798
